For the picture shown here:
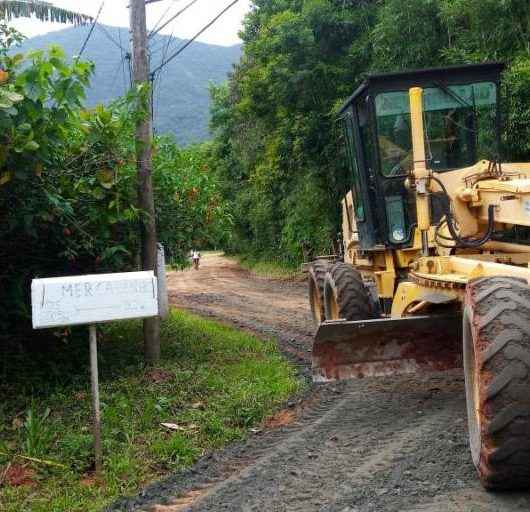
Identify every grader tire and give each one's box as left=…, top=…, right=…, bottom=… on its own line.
left=464, top=276, right=530, bottom=490
left=308, top=260, right=331, bottom=325
left=324, top=263, right=374, bottom=321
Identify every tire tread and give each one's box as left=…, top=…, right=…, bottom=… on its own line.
left=466, top=276, right=530, bottom=489
left=309, top=260, right=332, bottom=324
left=325, top=263, right=374, bottom=321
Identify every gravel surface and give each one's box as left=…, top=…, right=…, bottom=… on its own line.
left=106, top=253, right=530, bottom=512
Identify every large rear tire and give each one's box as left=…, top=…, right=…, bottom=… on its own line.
left=324, top=263, right=375, bottom=321
left=464, top=276, right=530, bottom=489
left=308, top=260, right=331, bottom=325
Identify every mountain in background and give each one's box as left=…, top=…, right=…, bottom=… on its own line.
left=16, top=25, right=241, bottom=145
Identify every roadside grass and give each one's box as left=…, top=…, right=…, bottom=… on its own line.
left=233, top=254, right=303, bottom=280
left=0, top=309, right=301, bottom=512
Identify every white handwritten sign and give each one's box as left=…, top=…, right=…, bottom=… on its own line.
left=31, top=271, right=159, bottom=329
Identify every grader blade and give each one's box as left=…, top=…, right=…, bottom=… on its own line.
left=312, top=315, right=462, bottom=382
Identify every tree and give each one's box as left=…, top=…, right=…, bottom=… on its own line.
left=210, top=0, right=377, bottom=263
left=0, top=0, right=92, bottom=25
left=210, top=0, right=530, bottom=265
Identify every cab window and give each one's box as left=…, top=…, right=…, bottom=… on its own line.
left=343, top=111, right=365, bottom=221
left=375, top=81, right=498, bottom=175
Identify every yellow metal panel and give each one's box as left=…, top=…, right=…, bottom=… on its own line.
left=394, top=249, right=419, bottom=268
left=374, top=270, right=395, bottom=298
left=411, top=255, right=530, bottom=285
left=391, top=281, right=460, bottom=318
left=450, top=256, right=530, bottom=284
left=409, top=87, right=431, bottom=233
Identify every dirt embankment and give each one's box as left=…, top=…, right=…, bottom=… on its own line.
left=108, top=253, right=530, bottom=512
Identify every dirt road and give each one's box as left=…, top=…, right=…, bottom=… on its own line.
left=168, top=253, right=314, bottom=372
left=110, top=253, right=530, bottom=512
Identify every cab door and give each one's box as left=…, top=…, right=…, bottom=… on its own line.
left=342, top=105, right=381, bottom=250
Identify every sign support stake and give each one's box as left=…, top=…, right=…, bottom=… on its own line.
left=89, top=324, right=102, bottom=474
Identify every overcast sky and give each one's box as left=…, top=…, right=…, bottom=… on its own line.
left=9, top=0, right=252, bottom=46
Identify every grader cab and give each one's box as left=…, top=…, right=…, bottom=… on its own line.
left=308, top=63, right=530, bottom=489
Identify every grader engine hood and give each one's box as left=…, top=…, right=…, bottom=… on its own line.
left=473, top=175, right=530, bottom=227
left=436, top=161, right=530, bottom=239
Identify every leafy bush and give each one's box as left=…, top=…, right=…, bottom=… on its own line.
left=0, top=27, right=231, bottom=335
left=153, top=139, right=232, bottom=267
left=0, top=34, right=140, bottom=333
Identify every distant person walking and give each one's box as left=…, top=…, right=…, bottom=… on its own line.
left=191, top=250, right=201, bottom=270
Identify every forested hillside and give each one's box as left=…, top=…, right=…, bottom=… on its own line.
left=211, top=0, right=530, bottom=264
left=17, top=25, right=241, bottom=144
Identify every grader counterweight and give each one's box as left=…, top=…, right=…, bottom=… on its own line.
left=308, top=63, right=530, bottom=489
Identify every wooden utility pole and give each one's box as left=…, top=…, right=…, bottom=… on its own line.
left=130, top=0, right=160, bottom=364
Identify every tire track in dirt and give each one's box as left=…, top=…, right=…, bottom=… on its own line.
left=107, top=253, right=530, bottom=512
left=186, top=387, right=453, bottom=512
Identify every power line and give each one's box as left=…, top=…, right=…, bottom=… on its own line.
left=149, top=32, right=179, bottom=56
left=148, top=1, right=190, bottom=57
left=150, top=0, right=240, bottom=77
left=109, top=57, right=126, bottom=93
left=151, top=21, right=176, bottom=128
left=78, top=2, right=105, bottom=58
left=149, top=0, right=183, bottom=37
left=149, top=0, right=201, bottom=123
left=148, top=0, right=201, bottom=39
left=97, top=24, right=126, bottom=52
left=118, top=29, right=128, bottom=95
left=149, top=32, right=176, bottom=55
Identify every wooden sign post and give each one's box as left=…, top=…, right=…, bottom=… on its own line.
left=31, top=271, right=161, bottom=474
left=88, top=324, right=102, bottom=473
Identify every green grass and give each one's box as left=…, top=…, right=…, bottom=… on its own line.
left=0, top=310, right=301, bottom=512
left=234, top=254, right=303, bottom=280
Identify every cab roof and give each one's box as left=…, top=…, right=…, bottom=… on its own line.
left=339, top=62, right=505, bottom=115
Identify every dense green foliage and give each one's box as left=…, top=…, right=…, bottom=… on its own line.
left=0, top=28, right=229, bottom=335
left=0, top=309, right=300, bottom=511
left=17, top=25, right=241, bottom=144
left=211, top=0, right=530, bottom=264
left=154, top=139, right=232, bottom=262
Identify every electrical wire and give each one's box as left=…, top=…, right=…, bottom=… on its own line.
left=148, top=0, right=201, bottom=39
left=149, top=0, right=188, bottom=123
left=151, top=16, right=179, bottom=125
left=150, top=0, right=239, bottom=126
left=109, top=57, right=126, bottom=93
left=97, top=24, right=127, bottom=52
left=118, top=29, right=128, bottom=95
left=150, top=0, right=240, bottom=76
left=77, top=2, right=104, bottom=58
left=150, top=1, right=176, bottom=36
left=149, top=0, right=186, bottom=38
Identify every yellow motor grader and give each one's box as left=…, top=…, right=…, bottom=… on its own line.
left=308, top=63, right=530, bottom=490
